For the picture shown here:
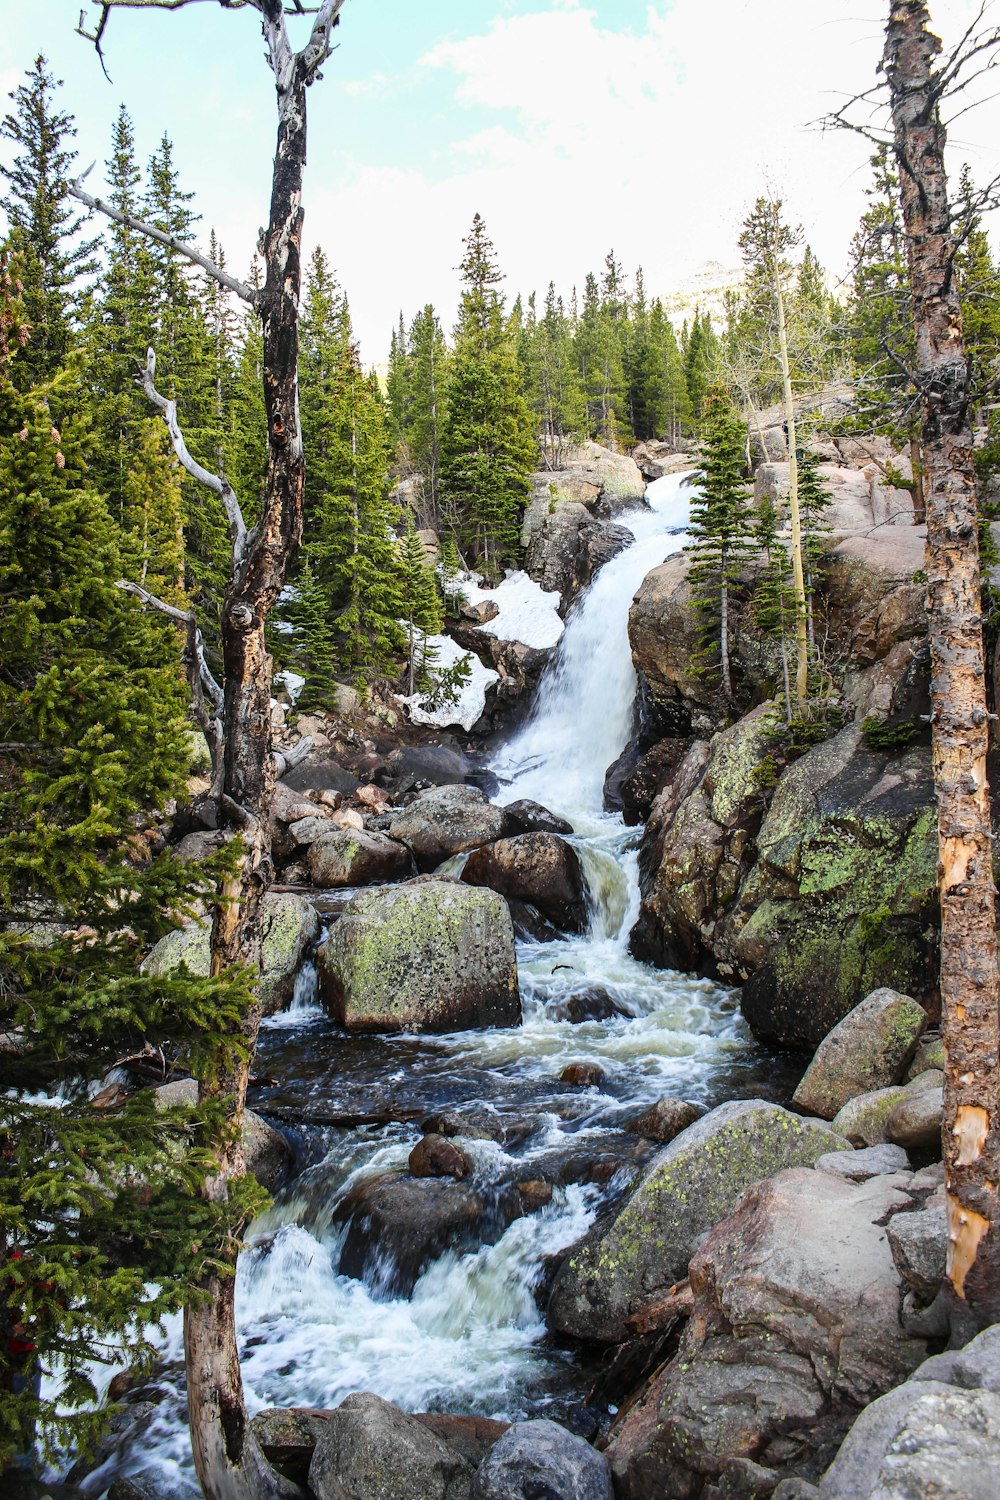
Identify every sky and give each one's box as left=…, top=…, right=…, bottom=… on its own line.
left=3, top=0, right=1000, bottom=361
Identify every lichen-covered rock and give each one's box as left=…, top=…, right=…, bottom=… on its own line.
left=733, top=725, right=938, bottom=1050
left=547, top=1100, right=849, bottom=1344
left=144, top=892, right=319, bottom=1016
left=316, top=879, right=520, bottom=1033
left=462, top=833, right=588, bottom=932
left=388, top=785, right=509, bottom=871
left=832, top=1086, right=909, bottom=1147
left=793, top=988, right=927, bottom=1120
left=886, top=1079, right=943, bottom=1153
left=309, top=1392, right=473, bottom=1500
left=619, top=737, right=694, bottom=826
left=906, top=1030, right=944, bottom=1079
left=606, top=1168, right=928, bottom=1500
left=523, top=494, right=632, bottom=615
left=306, top=827, right=415, bottom=888
left=472, top=1419, right=613, bottom=1500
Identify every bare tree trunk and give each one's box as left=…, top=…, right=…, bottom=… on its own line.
left=774, top=273, right=810, bottom=713
left=910, top=432, right=926, bottom=522
left=720, top=574, right=732, bottom=702
left=885, top=0, right=1000, bottom=1335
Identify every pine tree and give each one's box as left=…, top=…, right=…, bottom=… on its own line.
left=687, top=385, right=753, bottom=700
left=752, top=496, right=795, bottom=720
left=439, top=214, right=536, bottom=576
left=0, top=56, right=97, bottom=386
left=224, top=259, right=268, bottom=529
left=797, top=449, right=833, bottom=650
left=386, top=309, right=411, bottom=455
left=0, top=262, right=251, bottom=1469
left=683, top=309, right=720, bottom=423
left=397, top=514, right=443, bottom=694
left=575, top=269, right=627, bottom=446
left=406, top=303, right=448, bottom=525
left=120, top=416, right=187, bottom=606
left=847, top=146, right=915, bottom=443
left=290, top=557, right=339, bottom=710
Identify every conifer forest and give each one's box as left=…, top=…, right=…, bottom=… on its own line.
left=4, top=3, right=1000, bottom=1498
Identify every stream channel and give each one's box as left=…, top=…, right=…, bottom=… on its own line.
left=104, top=471, right=798, bottom=1493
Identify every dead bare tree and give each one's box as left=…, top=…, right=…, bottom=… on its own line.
left=830, top=0, right=1000, bottom=1338
left=73, top=2, right=345, bottom=1495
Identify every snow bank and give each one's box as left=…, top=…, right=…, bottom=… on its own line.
left=274, top=670, right=306, bottom=705
left=456, top=569, right=563, bottom=650
left=400, top=635, right=500, bottom=733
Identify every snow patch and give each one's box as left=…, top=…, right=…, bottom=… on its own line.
left=274, top=670, right=306, bottom=705
left=400, top=635, right=499, bottom=733
left=455, top=569, right=563, bottom=649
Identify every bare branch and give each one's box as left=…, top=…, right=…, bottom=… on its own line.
left=67, top=174, right=258, bottom=306
left=115, top=579, right=194, bottom=627
left=302, top=0, right=346, bottom=82
left=139, top=348, right=248, bottom=566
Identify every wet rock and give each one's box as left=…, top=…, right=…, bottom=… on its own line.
left=284, top=754, right=360, bottom=796
left=154, top=1079, right=292, bottom=1193
left=550, top=987, right=631, bottom=1024
left=503, top=799, right=573, bottom=836
left=630, top=1095, right=706, bottom=1143
left=507, top=899, right=564, bottom=944
left=517, top=1180, right=554, bottom=1213
left=423, top=1109, right=535, bottom=1149
left=472, top=1418, right=613, bottom=1500
left=463, top=833, right=589, bottom=933
left=619, top=737, right=694, bottom=826
left=415, top=1415, right=510, bottom=1470
left=388, top=785, right=509, bottom=871
left=253, top=1407, right=332, bottom=1483
left=560, top=1062, right=606, bottom=1088
left=814, top=1143, right=910, bottom=1181
left=606, top=1168, right=928, bottom=1499
left=602, top=740, right=641, bottom=815
left=832, top=1086, right=909, bottom=1147
left=886, top=1080, right=943, bottom=1153
left=309, top=1391, right=474, bottom=1500
left=336, top=1175, right=486, bottom=1295
left=523, top=456, right=637, bottom=613
left=792, top=987, right=927, bottom=1120
left=108, top=1479, right=173, bottom=1500
left=144, top=891, right=319, bottom=1016
left=306, top=827, right=415, bottom=888
left=409, top=1133, right=472, bottom=1181
left=548, top=1101, right=849, bottom=1344
left=887, top=1200, right=946, bottom=1301
left=734, top=726, right=938, bottom=1050
left=387, top=744, right=472, bottom=791
left=317, top=880, right=519, bottom=1033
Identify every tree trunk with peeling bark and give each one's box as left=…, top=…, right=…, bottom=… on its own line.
left=74, top=2, right=345, bottom=1495
left=885, top=0, right=1000, bottom=1335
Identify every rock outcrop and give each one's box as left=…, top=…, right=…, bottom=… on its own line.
left=316, top=879, right=520, bottom=1033
left=792, top=987, right=927, bottom=1119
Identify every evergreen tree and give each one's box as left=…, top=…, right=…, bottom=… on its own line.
left=0, top=56, right=97, bottom=386
left=529, top=282, right=584, bottom=466
left=289, top=557, right=339, bottom=710
left=0, top=262, right=252, bottom=1468
left=406, top=302, right=448, bottom=525
left=847, top=146, right=915, bottom=442
left=120, top=416, right=187, bottom=606
left=752, top=496, right=795, bottom=720
left=575, top=269, right=627, bottom=446
left=682, top=309, right=719, bottom=422
left=397, top=514, right=444, bottom=695
left=687, top=385, right=753, bottom=700
left=225, top=258, right=268, bottom=529
left=797, top=448, right=833, bottom=649
left=386, top=309, right=411, bottom=455
left=439, top=214, right=536, bottom=576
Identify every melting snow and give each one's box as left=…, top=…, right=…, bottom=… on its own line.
left=274, top=670, right=306, bottom=705
left=400, top=634, right=500, bottom=733
left=456, top=570, right=563, bottom=650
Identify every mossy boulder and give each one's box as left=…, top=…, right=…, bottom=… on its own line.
left=547, top=1100, right=849, bottom=1344
left=306, top=827, right=414, bottom=888
left=793, top=987, right=927, bottom=1120
left=316, top=878, right=520, bottom=1033
left=731, top=725, right=938, bottom=1050
left=388, top=785, right=509, bottom=872
left=832, top=1086, right=909, bottom=1147
left=144, top=891, right=319, bottom=1017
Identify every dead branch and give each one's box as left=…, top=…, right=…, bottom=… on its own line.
left=68, top=173, right=258, bottom=307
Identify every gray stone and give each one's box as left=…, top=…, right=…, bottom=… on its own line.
left=388, top=785, right=509, bottom=871
left=814, top=1144, right=910, bottom=1181
left=503, top=799, right=573, bottom=836
left=472, top=1419, right=613, bottom=1500
left=886, top=1084, right=943, bottom=1153
left=832, top=1087, right=909, bottom=1147
left=309, top=1392, right=473, bottom=1500
left=144, top=891, right=319, bottom=1016
left=306, top=827, right=415, bottom=888
left=910, top=1324, right=1000, bottom=1393
left=886, top=1202, right=947, bottom=1302
left=547, top=1100, right=849, bottom=1344
left=906, top=1031, right=944, bottom=1079
left=462, top=833, right=588, bottom=932
left=316, top=879, right=520, bottom=1033
left=792, top=988, right=926, bottom=1120
left=630, top=1096, right=706, bottom=1143
left=154, top=1079, right=292, bottom=1193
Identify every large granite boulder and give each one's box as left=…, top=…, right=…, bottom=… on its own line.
left=547, top=1100, right=848, bottom=1344
left=731, top=725, right=938, bottom=1049
left=607, top=1167, right=930, bottom=1499
left=144, top=892, right=319, bottom=1016
left=793, top=987, right=927, bottom=1119
left=309, top=1392, right=473, bottom=1500
left=388, top=785, right=509, bottom=872
left=472, top=1419, right=613, bottom=1500
left=306, top=827, right=415, bottom=888
left=316, top=879, right=520, bottom=1033
left=462, top=833, right=589, bottom=932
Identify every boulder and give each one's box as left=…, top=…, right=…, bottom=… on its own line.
left=316, top=880, right=520, bottom=1033
left=309, top=1392, right=473, bottom=1500
left=619, top=737, right=693, bottom=826
left=606, top=1168, right=928, bottom=1499
left=550, top=987, right=631, bottom=1024
left=815, top=1143, right=910, bottom=1181
left=503, top=799, right=573, bottom=836
left=409, top=1133, right=472, bottom=1181
left=906, top=1030, right=944, bottom=1079
left=886, top=1200, right=947, bottom=1301
left=792, top=987, right=926, bottom=1120
left=886, top=1080, right=943, bottom=1152
left=415, top=1415, right=509, bottom=1471
left=733, top=726, right=938, bottom=1050
left=306, top=828, right=415, bottom=888
left=252, top=1407, right=331, bottom=1484
left=630, top=1096, right=706, bottom=1143
left=547, top=1100, right=849, bottom=1344
left=144, top=891, right=319, bottom=1016
left=524, top=498, right=632, bottom=615
left=154, top=1079, right=291, bottom=1193
left=472, top=1419, right=613, bottom=1500
left=560, top=1062, right=605, bottom=1088
left=386, top=743, right=472, bottom=791
left=832, top=1086, right=909, bottom=1147
left=336, top=1174, right=486, bottom=1294
left=462, top=833, right=589, bottom=933
left=283, top=754, right=360, bottom=796
left=388, top=785, right=509, bottom=871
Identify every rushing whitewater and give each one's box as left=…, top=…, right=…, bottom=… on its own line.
left=92, top=468, right=775, bottom=1497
